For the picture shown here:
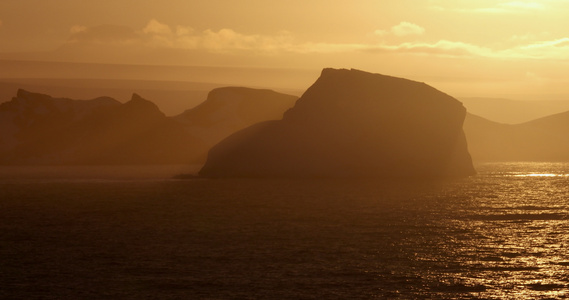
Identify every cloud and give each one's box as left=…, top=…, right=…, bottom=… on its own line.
left=64, top=19, right=360, bottom=55
left=391, top=22, right=426, bottom=37
left=201, top=28, right=268, bottom=51
left=529, top=38, right=569, bottom=48
left=67, top=24, right=139, bottom=44
left=499, top=1, right=544, bottom=10
left=202, top=29, right=295, bottom=52
left=136, top=19, right=295, bottom=53
left=289, top=42, right=367, bottom=54
left=509, top=33, right=541, bottom=42
left=70, top=25, right=87, bottom=34
left=525, top=71, right=546, bottom=82
left=364, top=40, right=492, bottom=57
left=375, top=22, right=425, bottom=37
left=63, top=19, right=569, bottom=62
left=361, top=36, right=569, bottom=61
left=175, top=25, right=194, bottom=36
left=142, top=19, right=173, bottom=36
left=431, top=1, right=545, bottom=14
left=512, top=37, right=569, bottom=59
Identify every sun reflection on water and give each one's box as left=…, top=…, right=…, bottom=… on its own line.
left=514, top=173, right=569, bottom=177
left=2, top=162, right=569, bottom=299
left=412, top=163, right=569, bottom=298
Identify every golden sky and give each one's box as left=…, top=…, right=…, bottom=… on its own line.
left=1, top=0, right=569, bottom=98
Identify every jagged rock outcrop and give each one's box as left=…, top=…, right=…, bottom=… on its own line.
left=0, top=90, right=206, bottom=165
left=174, top=87, right=297, bottom=144
left=200, top=68, right=476, bottom=178
left=0, top=89, right=120, bottom=155
left=0, top=88, right=299, bottom=165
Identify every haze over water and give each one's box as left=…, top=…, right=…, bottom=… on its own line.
left=1, top=162, right=568, bottom=299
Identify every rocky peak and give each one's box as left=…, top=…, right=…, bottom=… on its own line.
left=16, top=89, right=49, bottom=100
left=6, top=89, right=57, bottom=113
left=119, top=93, right=165, bottom=118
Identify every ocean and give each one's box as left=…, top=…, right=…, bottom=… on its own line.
left=1, top=162, right=568, bottom=299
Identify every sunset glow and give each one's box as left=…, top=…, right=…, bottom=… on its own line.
left=3, top=2, right=569, bottom=299
left=1, top=0, right=568, bottom=98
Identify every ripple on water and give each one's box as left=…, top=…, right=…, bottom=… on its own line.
left=1, top=162, right=569, bottom=298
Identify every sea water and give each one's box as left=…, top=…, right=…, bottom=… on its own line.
left=1, top=163, right=568, bottom=299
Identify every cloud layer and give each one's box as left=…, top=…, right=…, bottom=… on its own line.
left=64, top=19, right=569, bottom=62
left=375, top=22, right=425, bottom=37
left=431, top=1, right=545, bottom=14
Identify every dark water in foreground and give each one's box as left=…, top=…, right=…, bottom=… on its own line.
left=1, top=163, right=569, bottom=299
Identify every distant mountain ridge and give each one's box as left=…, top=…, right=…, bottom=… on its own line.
left=0, top=90, right=206, bottom=164
left=460, top=97, right=569, bottom=124
left=5, top=80, right=569, bottom=166
left=0, top=78, right=227, bottom=116
left=3, top=89, right=120, bottom=120
left=0, top=87, right=297, bottom=165
left=464, top=111, right=569, bottom=162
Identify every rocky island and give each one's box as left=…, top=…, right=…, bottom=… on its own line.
left=200, top=68, right=476, bottom=178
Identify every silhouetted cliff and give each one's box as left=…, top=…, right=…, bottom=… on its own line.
left=200, top=68, right=476, bottom=178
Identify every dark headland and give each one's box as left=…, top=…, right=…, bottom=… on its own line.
left=200, top=68, right=476, bottom=178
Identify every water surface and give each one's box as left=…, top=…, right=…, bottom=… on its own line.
left=1, top=163, right=568, bottom=299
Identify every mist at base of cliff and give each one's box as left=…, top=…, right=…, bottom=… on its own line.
left=1, top=163, right=569, bottom=299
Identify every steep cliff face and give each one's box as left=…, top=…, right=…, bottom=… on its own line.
left=200, top=68, right=475, bottom=178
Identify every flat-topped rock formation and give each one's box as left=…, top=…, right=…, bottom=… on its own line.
left=175, top=87, right=297, bottom=144
left=200, top=68, right=476, bottom=178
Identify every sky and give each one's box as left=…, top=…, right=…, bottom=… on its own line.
left=1, top=0, right=569, bottom=98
